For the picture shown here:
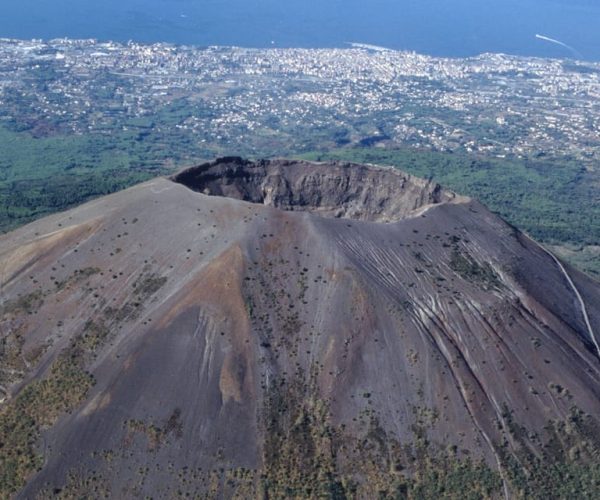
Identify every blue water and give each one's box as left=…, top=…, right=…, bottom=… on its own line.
left=2, top=0, right=600, bottom=61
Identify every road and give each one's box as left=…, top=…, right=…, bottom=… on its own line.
left=533, top=237, right=600, bottom=359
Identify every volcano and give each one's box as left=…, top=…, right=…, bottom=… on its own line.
left=1, top=157, right=599, bottom=498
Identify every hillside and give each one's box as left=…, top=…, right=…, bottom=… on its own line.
left=1, top=158, right=599, bottom=498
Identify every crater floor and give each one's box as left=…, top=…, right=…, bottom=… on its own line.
left=172, top=157, right=462, bottom=222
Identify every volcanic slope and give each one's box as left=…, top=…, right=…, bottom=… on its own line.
left=1, top=158, right=599, bottom=498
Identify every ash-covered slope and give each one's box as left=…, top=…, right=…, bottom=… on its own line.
left=1, top=158, right=599, bottom=498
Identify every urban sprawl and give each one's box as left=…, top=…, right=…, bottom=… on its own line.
left=1, top=38, right=599, bottom=163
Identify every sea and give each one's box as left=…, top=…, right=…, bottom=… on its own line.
left=2, top=0, right=600, bottom=61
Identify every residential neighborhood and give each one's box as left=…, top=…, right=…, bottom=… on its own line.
left=0, top=37, right=599, bottom=163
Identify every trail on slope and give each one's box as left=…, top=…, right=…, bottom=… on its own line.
left=531, top=237, right=600, bottom=360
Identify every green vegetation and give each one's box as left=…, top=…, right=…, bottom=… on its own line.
left=124, top=409, right=183, bottom=452
left=261, top=373, right=344, bottom=498
left=132, top=273, right=168, bottom=301
left=501, top=406, right=600, bottom=499
left=0, top=125, right=173, bottom=232
left=260, top=370, right=504, bottom=499
left=551, top=244, right=600, bottom=278
left=77, top=320, right=110, bottom=355
left=410, top=456, right=502, bottom=500
left=101, top=270, right=167, bottom=325
left=449, top=248, right=502, bottom=291
left=301, top=147, right=600, bottom=277
left=260, top=381, right=600, bottom=499
left=54, top=267, right=101, bottom=291
left=2, top=289, right=44, bottom=316
left=1, top=290, right=46, bottom=387
left=0, top=338, right=95, bottom=496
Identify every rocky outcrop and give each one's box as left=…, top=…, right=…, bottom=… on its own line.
left=172, top=157, right=462, bottom=222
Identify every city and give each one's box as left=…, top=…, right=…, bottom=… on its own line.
left=1, top=37, right=599, bottom=163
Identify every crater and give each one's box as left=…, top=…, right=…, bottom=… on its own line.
left=172, top=157, right=459, bottom=222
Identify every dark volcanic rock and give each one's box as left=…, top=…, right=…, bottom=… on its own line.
left=172, top=157, right=457, bottom=222
left=1, top=158, right=599, bottom=498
